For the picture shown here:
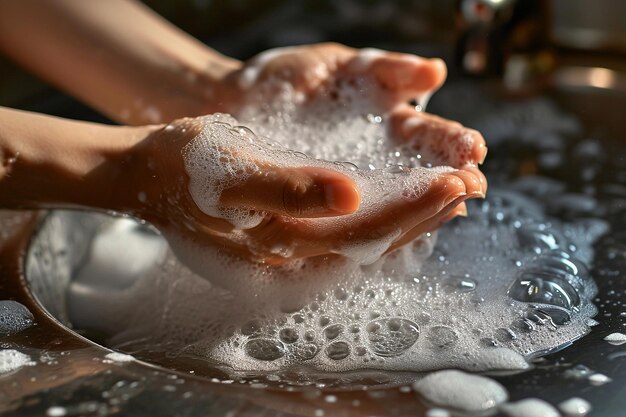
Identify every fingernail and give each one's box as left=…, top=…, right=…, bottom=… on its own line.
left=469, top=191, right=486, bottom=199
left=325, top=181, right=361, bottom=213
left=479, top=146, right=488, bottom=165
left=445, top=192, right=467, bottom=206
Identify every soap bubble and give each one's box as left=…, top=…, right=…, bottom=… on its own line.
left=366, top=318, right=419, bottom=357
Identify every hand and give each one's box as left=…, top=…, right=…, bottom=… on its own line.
left=215, top=43, right=487, bottom=226
left=216, top=42, right=448, bottom=114
left=130, top=115, right=485, bottom=265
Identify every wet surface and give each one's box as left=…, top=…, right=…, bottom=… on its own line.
left=1, top=81, right=626, bottom=416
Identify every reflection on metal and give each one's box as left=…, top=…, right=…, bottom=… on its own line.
left=554, top=66, right=626, bottom=93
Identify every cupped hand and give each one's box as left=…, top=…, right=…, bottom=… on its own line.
left=131, top=116, right=485, bottom=265
left=215, top=43, right=487, bottom=226
left=217, top=42, right=447, bottom=114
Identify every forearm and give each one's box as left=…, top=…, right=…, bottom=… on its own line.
left=0, top=0, right=241, bottom=125
left=0, top=107, right=153, bottom=211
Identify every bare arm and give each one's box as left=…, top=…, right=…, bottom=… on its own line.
left=0, top=0, right=241, bottom=125
left=0, top=106, right=153, bottom=210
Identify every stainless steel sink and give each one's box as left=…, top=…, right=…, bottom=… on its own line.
left=2, top=76, right=626, bottom=416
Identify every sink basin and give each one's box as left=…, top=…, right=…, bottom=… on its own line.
left=2, top=76, right=626, bottom=416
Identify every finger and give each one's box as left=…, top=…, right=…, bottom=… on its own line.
left=441, top=202, right=468, bottom=223
left=449, top=167, right=486, bottom=197
left=369, top=166, right=486, bottom=254
left=219, top=165, right=361, bottom=218
left=370, top=55, right=447, bottom=93
left=389, top=106, right=488, bottom=167
left=387, top=195, right=472, bottom=252
left=389, top=171, right=487, bottom=252
left=315, top=170, right=469, bottom=255
left=459, top=164, right=488, bottom=196
left=368, top=55, right=447, bottom=101
left=243, top=169, right=467, bottom=262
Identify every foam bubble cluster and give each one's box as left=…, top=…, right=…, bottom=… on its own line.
left=0, top=300, right=34, bottom=336
left=0, top=349, right=35, bottom=374
left=179, top=112, right=452, bottom=268
left=57, top=76, right=604, bottom=379
left=64, top=182, right=601, bottom=377
left=154, top=188, right=598, bottom=373
left=182, top=114, right=263, bottom=229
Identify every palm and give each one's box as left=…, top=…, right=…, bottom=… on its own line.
left=220, top=43, right=446, bottom=114
left=140, top=45, right=489, bottom=265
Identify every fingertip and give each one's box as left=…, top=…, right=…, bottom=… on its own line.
left=291, top=167, right=361, bottom=217
left=442, top=173, right=467, bottom=196
left=325, top=177, right=361, bottom=214
left=441, top=202, right=468, bottom=224
left=402, top=57, right=448, bottom=92
left=426, top=58, right=448, bottom=90
left=371, top=55, right=447, bottom=95
left=478, top=144, right=488, bottom=165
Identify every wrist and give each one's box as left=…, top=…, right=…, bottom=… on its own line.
left=120, top=52, right=242, bottom=125
left=0, top=108, right=161, bottom=212
left=104, top=125, right=164, bottom=215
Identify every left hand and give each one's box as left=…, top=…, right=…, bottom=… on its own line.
left=216, top=42, right=448, bottom=114
left=214, top=43, right=487, bottom=224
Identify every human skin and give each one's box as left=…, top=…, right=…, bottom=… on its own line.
left=0, top=0, right=487, bottom=262
left=0, top=107, right=483, bottom=263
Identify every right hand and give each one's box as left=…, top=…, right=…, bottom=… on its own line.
left=129, top=116, right=485, bottom=265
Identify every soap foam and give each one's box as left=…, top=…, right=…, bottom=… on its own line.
left=559, top=397, right=592, bottom=417
left=501, top=399, right=560, bottom=417
left=179, top=109, right=455, bottom=277
left=55, top=66, right=603, bottom=381
left=0, top=349, right=35, bottom=374
left=71, top=177, right=600, bottom=377
left=603, top=332, right=626, bottom=345
left=412, top=370, right=508, bottom=412
left=0, top=300, right=34, bottom=335
left=104, top=352, right=135, bottom=363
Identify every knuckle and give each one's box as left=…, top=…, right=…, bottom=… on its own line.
left=281, top=174, right=309, bottom=216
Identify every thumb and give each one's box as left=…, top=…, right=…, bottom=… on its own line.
left=219, top=165, right=361, bottom=218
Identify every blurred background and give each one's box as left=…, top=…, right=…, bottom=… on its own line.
left=2, top=2, right=626, bottom=416
left=1, top=0, right=625, bottom=123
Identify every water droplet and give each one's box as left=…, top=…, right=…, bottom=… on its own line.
left=366, top=113, right=383, bottom=124
left=384, top=164, right=409, bottom=175
left=336, top=161, right=358, bottom=171
left=517, top=225, right=563, bottom=253
left=304, top=330, right=316, bottom=342
left=494, top=327, right=517, bottom=343
left=526, top=306, right=571, bottom=326
left=480, top=337, right=499, bottom=347
left=444, top=276, right=477, bottom=293
left=355, top=346, right=367, bottom=356
left=509, top=270, right=580, bottom=309
left=334, top=288, right=349, bottom=301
